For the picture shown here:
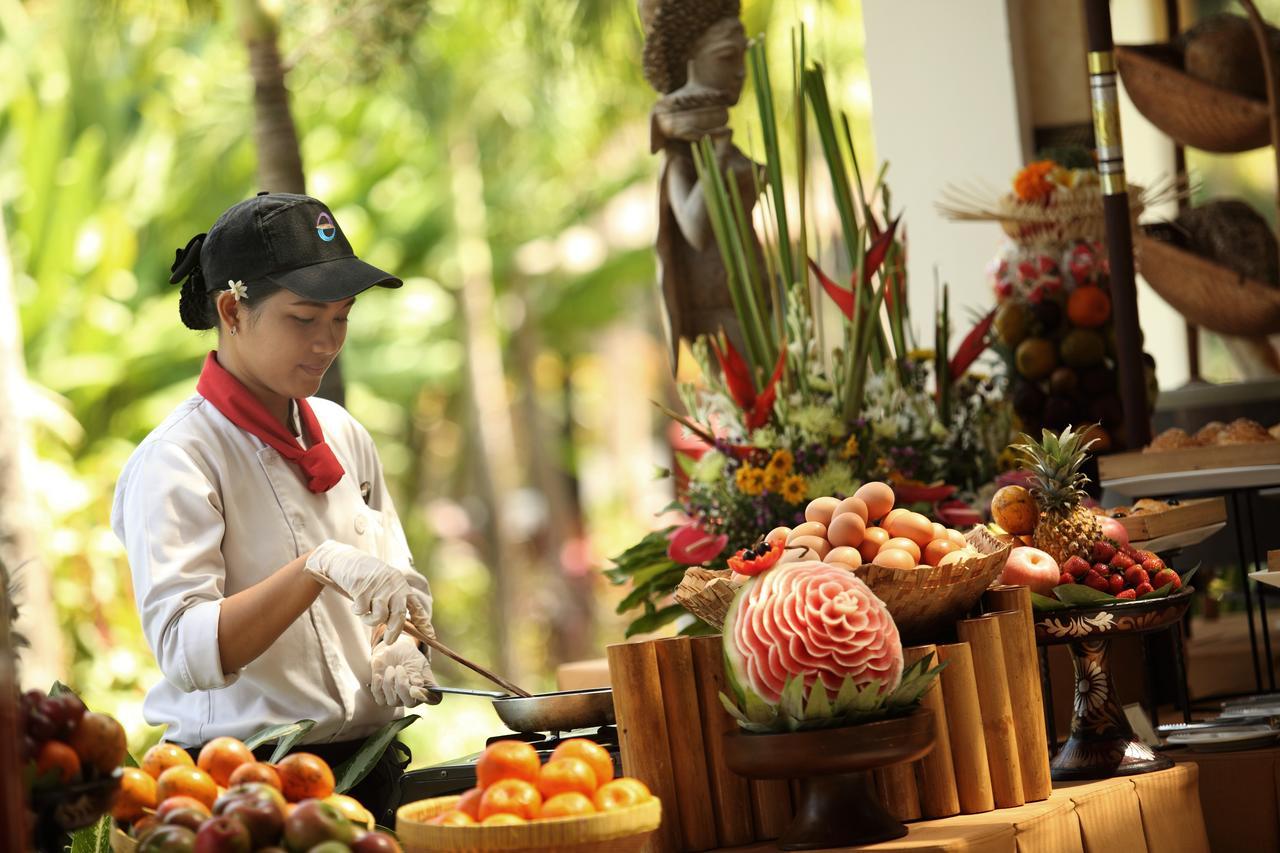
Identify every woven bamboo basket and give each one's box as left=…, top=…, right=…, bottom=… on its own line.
left=397, top=795, right=661, bottom=853
left=1115, top=43, right=1271, bottom=153
left=1136, top=234, right=1280, bottom=335
left=936, top=182, right=1150, bottom=249
left=674, top=528, right=1010, bottom=644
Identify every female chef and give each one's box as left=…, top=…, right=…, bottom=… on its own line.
left=112, top=192, right=436, bottom=821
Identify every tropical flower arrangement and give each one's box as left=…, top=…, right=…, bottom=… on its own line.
left=605, top=36, right=1012, bottom=637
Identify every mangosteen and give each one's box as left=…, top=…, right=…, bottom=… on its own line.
left=1043, top=395, right=1075, bottom=431
left=1031, top=300, right=1063, bottom=335
left=1049, top=367, right=1079, bottom=396
left=1012, top=380, right=1047, bottom=420
left=1079, top=366, right=1116, bottom=396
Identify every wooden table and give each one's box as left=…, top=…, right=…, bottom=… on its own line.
left=714, top=763, right=1208, bottom=853
left=1170, top=744, right=1280, bottom=852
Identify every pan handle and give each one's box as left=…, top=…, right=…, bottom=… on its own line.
left=431, top=686, right=510, bottom=700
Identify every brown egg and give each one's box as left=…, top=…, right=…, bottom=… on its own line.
left=767, top=526, right=793, bottom=543
left=923, top=538, right=960, bottom=566
left=882, top=537, right=922, bottom=563
left=805, top=497, right=841, bottom=527
left=930, top=522, right=948, bottom=541
left=788, top=535, right=830, bottom=559
left=874, top=548, right=917, bottom=570
left=858, top=527, right=891, bottom=563
left=825, top=546, right=863, bottom=569
left=827, top=512, right=867, bottom=548
left=938, top=548, right=972, bottom=567
left=788, top=521, right=827, bottom=541
left=854, top=481, right=895, bottom=522
left=945, top=528, right=968, bottom=548
left=833, top=496, right=870, bottom=523
left=886, top=512, right=933, bottom=547
left=882, top=508, right=911, bottom=531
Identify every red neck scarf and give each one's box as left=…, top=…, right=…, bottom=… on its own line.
left=196, top=352, right=345, bottom=493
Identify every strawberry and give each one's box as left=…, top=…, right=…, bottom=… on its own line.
left=1059, top=572, right=1074, bottom=587
left=1135, top=550, right=1158, bottom=564
left=1136, top=582, right=1154, bottom=596
left=1121, top=544, right=1141, bottom=560
left=1084, top=570, right=1110, bottom=592
left=1093, top=563, right=1110, bottom=577
left=1116, top=589, right=1137, bottom=601
left=1108, top=574, right=1126, bottom=595
left=1111, top=553, right=1136, bottom=570
left=1090, top=541, right=1117, bottom=564
left=1064, top=556, right=1091, bottom=578
left=1141, top=555, right=1165, bottom=573
left=1153, top=569, right=1181, bottom=591
left=1124, top=566, right=1150, bottom=588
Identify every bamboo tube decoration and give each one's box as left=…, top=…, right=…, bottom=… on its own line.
left=904, top=644, right=960, bottom=818
left=607, top=640, right=684, bottom=853
left=654, top=638, right=719, bottom=851
left=985, top=589, right=1053, bottom=801
left=689, top=636, right=755, bottom=847
left=957, top=616, right=1025, bottom=808
left=873, top=762, right=921, bottom=822
left=935, top=642, right=994, bottom=813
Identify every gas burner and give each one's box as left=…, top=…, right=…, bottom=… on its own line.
left=485, top=725, right=619, bottom=750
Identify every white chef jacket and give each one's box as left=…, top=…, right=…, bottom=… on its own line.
left=111, top=392, right=432, bottom=747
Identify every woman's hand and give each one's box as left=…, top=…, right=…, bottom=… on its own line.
left=303, top=540, right=430, bottom=644
left=370, top=634, right=441, bottom=707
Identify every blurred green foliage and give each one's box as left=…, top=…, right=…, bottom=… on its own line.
left=1, top=0, right=870, bottom=766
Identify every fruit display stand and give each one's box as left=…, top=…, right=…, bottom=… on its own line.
left=1032, top=588, right=1194, bottom=780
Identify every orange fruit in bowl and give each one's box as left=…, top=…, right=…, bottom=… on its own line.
left=35, top=741, right=81, bottom=784
left=481, top=813, right=527, bottom=826
left=476, top=740, right=541, bottom=787
left=1067, top=285, right=1111, bottom=327
left=479, top=778, right=542, bottom=821
left=112, top=767, right=158, bottom=824
left=457, top=786, right=484, bottom=820
left=429, top=809, right=476, bottom=826
left=142, top=742, right=195, bottom=780
left=276, top=752, right=335, bottom=802
left=197, top=736, right=255, bottom=787
left=549, top=739, right=614, bottom=787
left=227, top=760, right=281, bottom=790
left=537, top=756, right=597, bottom=799
left=593, top=778, right=652, bottom=812
left=156, top=765, right=219, bottom=810
left=539, top=791, right=596, bottom=820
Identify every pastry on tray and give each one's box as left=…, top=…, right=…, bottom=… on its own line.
left=1215, top=417, right=1273, bottom=445
left=1093, top=497, right=1183, bottom=519
left=1144, top=427, right=1198, bottom=453
left=1270, top=423, right=1280, bottom=440
left=1194, top=421, right=1226, bottom=445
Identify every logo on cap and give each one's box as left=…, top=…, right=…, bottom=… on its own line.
left=315, top=212, right=336, bottom=242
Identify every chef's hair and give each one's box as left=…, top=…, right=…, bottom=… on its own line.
left=169, top=234, right=282, bottom=331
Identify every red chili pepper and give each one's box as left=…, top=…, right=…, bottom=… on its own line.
left=728, top=534, right=786, bottom=577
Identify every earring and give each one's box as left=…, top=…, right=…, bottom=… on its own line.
left=229, top=326, right=238, bottom=336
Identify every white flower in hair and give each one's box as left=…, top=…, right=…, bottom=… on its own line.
left=227, top=279, right=248, bottom=301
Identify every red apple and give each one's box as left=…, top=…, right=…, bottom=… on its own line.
left=1000, top=546, right=1061, bottom=594
left=352, top=831, right=404, bottom=853
left=194, top=816, right=251, bottom=853
left=162, top=807, right=209, bottom=833
left=284, top=800, right=356, bottom=851
left=138, top=825, right=197, bottom=853
left=221, top=795, right=284, bottom=848
left=1099, top=516, right=1129, bottom=548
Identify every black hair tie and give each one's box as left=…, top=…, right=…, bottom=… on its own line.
left=169, top=233, right=207, bottom=286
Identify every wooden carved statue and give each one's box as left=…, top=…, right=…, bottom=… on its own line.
left=640, top=0, right=763, bottom=368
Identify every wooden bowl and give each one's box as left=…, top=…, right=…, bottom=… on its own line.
left=1116, top=43, right=1271, bottom=153
left=1136, top=234, right=1280, bottom=336
left=396, top=795, right=662, bottom=853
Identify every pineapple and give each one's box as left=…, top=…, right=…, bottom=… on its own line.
left=1013, top=426, right=1103, bottom=565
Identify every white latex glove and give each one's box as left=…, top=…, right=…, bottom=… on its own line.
left=303, top=539, right=431, bottom=644
left=370, top=634, right=440, bottom=707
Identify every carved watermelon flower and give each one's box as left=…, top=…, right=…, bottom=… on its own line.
left=725, top=561, right=903, bottom=705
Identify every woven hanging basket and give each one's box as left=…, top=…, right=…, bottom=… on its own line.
left=1115, top=43, right=1271, bottom=153
left=1136, top=234, right=1280, bottom=336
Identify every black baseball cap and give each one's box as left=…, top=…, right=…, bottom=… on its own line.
left=173, top=192, right=401, bottom=301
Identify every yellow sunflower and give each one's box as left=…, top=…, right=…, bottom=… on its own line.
left=781, top=474, right=808, bottom=504
left=841, top=434, right=860, bottom=459
left=764, top=468, right=786, bottom=492
left=735, top=465, right=766, bottom=496
left=767, top=448, right=794, bottom=474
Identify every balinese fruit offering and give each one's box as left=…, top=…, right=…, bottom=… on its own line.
left=744, top=482, right=977, bottom=572
left=428, top=738, right=653, bottom=827
left=719, top=560, right=944, bottom=732
left=1010, top=426, right=1103, bottom=565
left=126, top=742, right=397, bottom=851
left=19, top=687, right=126, bottom=795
